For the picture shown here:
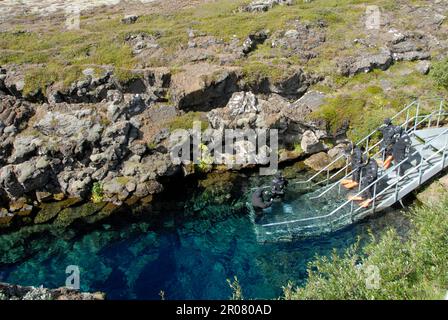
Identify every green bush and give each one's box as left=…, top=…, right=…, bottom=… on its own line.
left=91, top=182, right=104, bottom=203
left=282, top=196, right=448, bottom=300
left=430, top=58, right=448, bottom=90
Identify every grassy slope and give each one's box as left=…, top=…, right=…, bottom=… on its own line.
left=282, top=194, right=448, bottom=300
left=0, top=1, right=437, bottom=93
left=2, top=0, right=445, bottom=139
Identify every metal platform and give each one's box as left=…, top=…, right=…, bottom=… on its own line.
left=249, top=98, right=448, bottom=243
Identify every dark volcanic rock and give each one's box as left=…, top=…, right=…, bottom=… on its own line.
left=242, top=30, right=268, bottom=55
left=241, top=68, right=318, bottom=99
left=243, top=0, right=293, bottom=12
left=0, top=282, right=105, bottom=300
left=122, top=14, right=139, bottom=25
left=171, top=63, right=239, bottom=111
left=207, top=90, right=333, bottom=165
left=125, top=33, right=160, bottom=55
left=0, top=96, right=34, bottom=166
left=338, top=49, right=393, bottom=76
left=47, top=70, right=115, bottom=104
left=271, top=21, right=326, bottom=61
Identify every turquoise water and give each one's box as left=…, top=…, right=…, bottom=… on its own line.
left=0, top=172, right=406, bottom=300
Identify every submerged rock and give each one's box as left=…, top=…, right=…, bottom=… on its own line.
left=34, top=198, right=82, bottom=224
left=53, top=202, right=107, bottom=228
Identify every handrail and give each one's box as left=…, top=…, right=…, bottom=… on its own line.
left=352, top=145, right=445, bottom=216
left=342, top=127, right=448, bottom=221
left=261, top=126, right=448, bottom=228
left=308, top=109, right=446, bottom=200
left=293, top=100, right=418, bottom=185
left=251, top=99, right=446, bottom=193
left=309, top=109, right=448, bottom=188
left=293, top=98, right=446, bottom=186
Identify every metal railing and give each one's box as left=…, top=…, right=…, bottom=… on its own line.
left=261, top=126, right=448, bottom=230
left=293, top=98, right=446, bottom=188
left=308, top=108, right=448, bottom=201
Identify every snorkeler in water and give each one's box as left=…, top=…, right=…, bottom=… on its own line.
left=270, top=173, right=288, bottom=199
left=251, top=188, right=273, bottom=214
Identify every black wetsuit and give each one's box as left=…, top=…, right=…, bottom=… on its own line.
left=392, top=132, right=412, bottom=176
left=380, top=124, right=397, bottom=158
left=360, top=159, right=378, bottom=199
left=271, top=176, right=288, bottom=198
left=351, top=146, right=366, bottom=183
left=251, top=189, right=272, bottom=213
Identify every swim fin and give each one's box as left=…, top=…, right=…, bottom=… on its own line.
left=360, top=199, right=373, bottom=208
left=348, top=195, right=364, bottom=201
left=344, top=182, right=359, bottom=189
left=384, top=156, right=393, bottom=169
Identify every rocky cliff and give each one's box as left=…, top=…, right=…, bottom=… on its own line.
left=0, top=0, right=447, bottom=229
left=0, top=282, right=105, bottom=300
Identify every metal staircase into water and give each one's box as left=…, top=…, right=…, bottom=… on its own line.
left=249, top=98, right=448, bottom=243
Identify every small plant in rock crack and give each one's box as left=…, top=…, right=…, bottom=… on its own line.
left=91, top=182, right=104, bottom=203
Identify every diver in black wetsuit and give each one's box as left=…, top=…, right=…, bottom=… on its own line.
left=341, top=144, right=366, bottom=189
left=379, top=118, right=397, bottom=168
left=349, top=157, right=379, bottom=208
left=251, top=188, right=273, bottom=214
left=270, top=173, right=288, bottom=199
left=360, top=157, right=379, bottom=199
left=392, top=127, right=412, bottom=176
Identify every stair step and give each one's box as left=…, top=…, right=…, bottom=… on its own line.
left=414, top=127, right=448, bottom=152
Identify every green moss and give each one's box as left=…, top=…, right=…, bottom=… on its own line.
left=34, top=198, right=82, bottom=224
left=91, top=182, right=104, bottom=204
left=167, top=112, right=208, bottom=132
left=23, top=64, right=59, bottom=96
left=311, top=95, right=365, bottom=135
left=115, top=176, right=131, bottom=186
left=294, top=143, right=303, bottom=154
left=241, top=61, right=288, bottom=84
left=430, top=58, right=448, bottom=90
left=88, top=42, right=135, bottom=68
left=365, top=85, right=384, bottom=95
left=147, top=141, right=158, bottom=149
left=311, top=58, right=443, bottom=143
left=114, top=68, right=143, bottom=84
left=54, top=202, right=106, bottom=228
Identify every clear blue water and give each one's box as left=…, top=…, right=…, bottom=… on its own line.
left=0, top=172, right=406, bottom=300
